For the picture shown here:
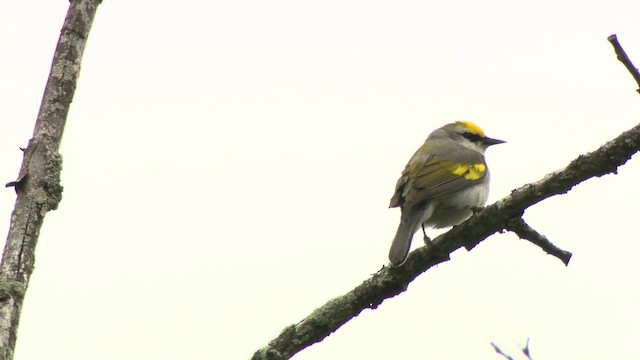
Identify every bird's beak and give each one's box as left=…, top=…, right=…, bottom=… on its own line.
left=483, top=137, right=506, bottom=146
left=482, top=138, right=506, bottom=146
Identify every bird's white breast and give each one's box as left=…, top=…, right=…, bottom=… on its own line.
left=424, top=180, right=489, bottom=229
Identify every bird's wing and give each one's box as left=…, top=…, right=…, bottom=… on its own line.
left=389, top=141, right=487, bottom=208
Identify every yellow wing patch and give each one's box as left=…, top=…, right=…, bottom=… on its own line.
left=441, top=162, right=486, bottom=180
left=456, top=121, right=486, bottom=137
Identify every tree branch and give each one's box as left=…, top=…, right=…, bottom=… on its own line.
left=490, top=338, right=533, bottom=360
left=608, top=34, right=640, bottom=94
left=0, top=1, right=101, bottom=359
left=490, top=342, right=514, bottom=360
left=251, top=41, right=640, bottom=360
left=506, top=217, right=571, bottom=266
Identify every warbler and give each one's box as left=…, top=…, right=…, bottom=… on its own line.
left=388, top=121, right=505, bottom=266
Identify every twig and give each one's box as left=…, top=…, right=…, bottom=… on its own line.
left=491, top=342, right=514, bottom=360
left=506, top=218, right=572, bottom=265
left=608, top=34, right=640, bottom=94
left=520, top=338, right=533, bottom=360
left=491, top=338, right=533, bottom=360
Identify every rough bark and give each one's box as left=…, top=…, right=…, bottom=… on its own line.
left=0, top=1, right=101, bottom=358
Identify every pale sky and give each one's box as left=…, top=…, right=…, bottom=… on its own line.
left=2, top=1, right=640, bottom=359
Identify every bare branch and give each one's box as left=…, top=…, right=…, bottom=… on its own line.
left=490, top=338, right=533, bottom=360
left=608, top=34, right=640, bottom=94
left=491, top=342, right=514, bottom=360
left=506, top=218, right=571, bottom=266
left=521, top=338, right=533, bottom=360
left=0, top=1, right=101, bottom=359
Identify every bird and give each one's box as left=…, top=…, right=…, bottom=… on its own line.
left=388, top=121, right=505, bottom=266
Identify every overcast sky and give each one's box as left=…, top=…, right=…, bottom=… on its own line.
left=2, top=1, right=640, bottom=359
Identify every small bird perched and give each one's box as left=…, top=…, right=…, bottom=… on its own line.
left=388, top=121, right=505, bottom=266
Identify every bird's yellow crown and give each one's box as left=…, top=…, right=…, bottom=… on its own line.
left=456, top=121, right=486, bottom=137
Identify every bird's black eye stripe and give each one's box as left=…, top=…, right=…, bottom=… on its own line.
left=462, top=133, right=484, bottom=142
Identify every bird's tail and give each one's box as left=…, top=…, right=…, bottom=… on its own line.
left=388, top=208, right=423, bottom=266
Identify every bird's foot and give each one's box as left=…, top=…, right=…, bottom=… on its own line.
left=422, top=224, right=433, bottom=248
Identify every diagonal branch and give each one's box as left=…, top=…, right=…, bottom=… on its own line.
left=0, top=1, right=101, bottom=359
left=251, top=37, right=640, bottom=358
left=608, top=34, right=640, bottom=94
left=490, top=342, right=514, bottom=360
left=506, top=217, right=571, bottom=266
